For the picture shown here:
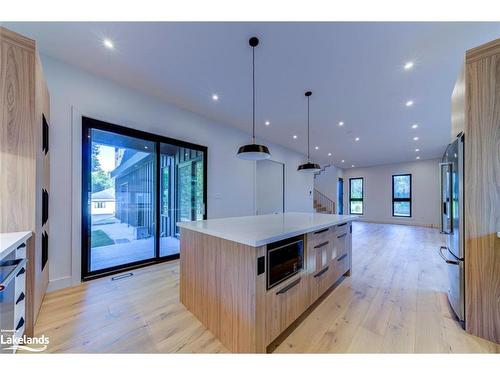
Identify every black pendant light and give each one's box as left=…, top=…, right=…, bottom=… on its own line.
left=237, top=37, right=271, bottom=160
left=298, top=91, right=321, bottom=172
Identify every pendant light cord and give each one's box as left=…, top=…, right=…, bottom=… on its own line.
left=307, top=95, right=310, bottom=161
left=252, top=45, right=256, bottom=143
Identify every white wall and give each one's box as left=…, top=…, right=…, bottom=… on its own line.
left=314, top=164, right=343, bottom=213
left=42, top=56, right=313, bottom=291
left=341, top=159, right=440, bottom=227
left=256, top=160, right=284, bottom=215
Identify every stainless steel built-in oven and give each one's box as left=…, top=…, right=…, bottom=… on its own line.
left=267, top=236, right=304, bottom=289
left=0, top=254, right=27, bottom=352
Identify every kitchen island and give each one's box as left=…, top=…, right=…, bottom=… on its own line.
left=178, top=212, right=357, bottom=353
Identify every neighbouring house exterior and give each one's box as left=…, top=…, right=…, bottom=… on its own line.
left=91, top=187, right=116, bottom=215
left=109, top=147, right=204, bottom=240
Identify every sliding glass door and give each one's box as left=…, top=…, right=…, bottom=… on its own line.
left=82, top=117, right=207, bottom=280
left=158, top=143, right=205, bottom=257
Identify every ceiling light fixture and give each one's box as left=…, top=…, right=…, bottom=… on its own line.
left=341, top=160, right=345, bottom=163
left=338, top=121, right=344, bottom=126
left=416, top=156, right=420, bottom=160
left=355, top=137, right=360, bottom=142
left=103, top=38, right=114, bottom=49
left=415, top=148, right=420, bottom=152
left=404, top=61, right=414, bottom=70
left=328, top=152, right=332, bottom=156
left=237, top=37, right=271, bottom=161
left=315, top=146, right=319, bottom=150
left=265, top=121, right=270, bottom=126
left=413, top=136, right=419, bottom=141
left=352, top=165, right=355, bottom=168
left=293, top=135, right=298, bottom=139
left=406, top=100, right=414, bottom=107
left=212, top=94, right=219, bottom=102
left=298, top=91, right=321, bottom=173
left=412, top=124, right=418, bottom=129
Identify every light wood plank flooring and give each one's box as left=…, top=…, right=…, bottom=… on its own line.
left=33, top=222, right=499, bottom=353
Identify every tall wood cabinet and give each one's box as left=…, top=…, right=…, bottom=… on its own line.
left=0, top=27, right=50, bottom=336
left=451, top=38, right=500, bottom=344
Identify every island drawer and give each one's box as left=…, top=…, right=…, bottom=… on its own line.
left=265, top=274, right=309, bottom=344
left=309, top=262, right=336, bottom=302
left=332, top=251, right=350, bottom=282
left=334, top=222, right=349, bottom=236
left=308, top=226, right=334, bottom=247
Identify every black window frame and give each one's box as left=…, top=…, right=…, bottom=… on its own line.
left=349, top=177, right=364, bottom=215
left=392, top=173, right=412, bottom=217
left=81, top=116, right=208, bottom=281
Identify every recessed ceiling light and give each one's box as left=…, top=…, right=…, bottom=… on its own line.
left=406, top=100, right=414, bottom=107
left=211, top=94, right=219, bottom=101
left=355, top=137, right=360, bottom=142
left=416, top=156, right=420, bottom=160
left=338, top=121, right=344, bottom=126
left=328, top=152, right=332, bottom=156
left=404, top=61, right=414, bottom=70
left=413, top=136, right=419, bottom=141
left=314, top=146, right=319, bottom=150
left=103, top=38, right=114, bottom=50
left=265, top=121, right=270, bottom=126
left=341, top=160, right=345, bottom=163
left=411, top=124, right=418, bottom=129
left=415, top=148, right=420, bottom=152
left=292, top=135, right=298, bottom=139
left=351, top=165, right=355, bottom=168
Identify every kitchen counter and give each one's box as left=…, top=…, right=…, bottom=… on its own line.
left=177, top=212, right=357, bottom=247
left=0, top=231, right=32, bottom=261
left=179, top=212, right=356, bottom=353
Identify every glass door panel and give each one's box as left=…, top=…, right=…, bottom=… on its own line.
left=87, top=128, right=156, bottom=273
left=159, top=144, right=205, bottom=257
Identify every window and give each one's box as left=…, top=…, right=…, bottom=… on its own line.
left=392, top=174, right=412, bottom=217
left=94, top=202, right=105, bottom=208
left=349, top=178, right=363, bottom=215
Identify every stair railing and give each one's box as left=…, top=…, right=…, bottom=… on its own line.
left=313, top=188, right=336, bottom=214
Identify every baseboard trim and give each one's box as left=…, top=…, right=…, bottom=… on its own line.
left=355, top=218, right=438, bottom=228
left=47, top=276, right=73, bottom=292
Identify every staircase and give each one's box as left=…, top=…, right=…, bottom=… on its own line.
left=313, top=188, right=336, bottom=214
left=314, top=164, right=333, bottom=179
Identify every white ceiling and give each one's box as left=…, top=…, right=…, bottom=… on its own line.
left=4, top=22, right=500, bottom=167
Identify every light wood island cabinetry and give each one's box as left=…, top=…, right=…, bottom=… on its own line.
left=179, top=213, right=356, bottom=353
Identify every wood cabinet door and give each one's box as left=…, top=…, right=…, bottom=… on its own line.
left=265, top=274, right=308, bottom=344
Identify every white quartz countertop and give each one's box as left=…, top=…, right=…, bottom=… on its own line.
left=0, top=231, right=32, bottom=261
left=177, top=212, right=358, bottom=247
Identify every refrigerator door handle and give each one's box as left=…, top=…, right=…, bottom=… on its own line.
left=439, top=246, right=460, bottom=265
left=439, top=162, right=453, bottom=234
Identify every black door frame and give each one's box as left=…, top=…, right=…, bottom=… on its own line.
left=81, top=116, right=208, bottom=281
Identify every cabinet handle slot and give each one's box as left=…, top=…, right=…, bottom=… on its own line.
left=276, top=277, right=301, bottom=295
left=16, top=292, right=25, bottom=305
left=314, top=266, right=329, bottom=278
left=337, top=233, right=347, bottom=239
left=16, top=317, right=25, bottom=331
left=313, top=228, right=329, bottom=235
left=337, top=253, right=348, bottom=261
left=314, top=241, right=329, bottom=249
left=337, top=223, right=347, bottom=227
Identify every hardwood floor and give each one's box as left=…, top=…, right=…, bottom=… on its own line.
left=33, top=222, right=499, bottom=353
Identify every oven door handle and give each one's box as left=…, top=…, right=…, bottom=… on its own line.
left=0, top=259, right=27, bottom=292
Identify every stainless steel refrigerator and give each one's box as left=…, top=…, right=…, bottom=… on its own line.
left=439, top=134, right=465, bottom=324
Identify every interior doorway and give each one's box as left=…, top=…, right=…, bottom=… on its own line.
left=256, top=159, right=285, bottom=215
